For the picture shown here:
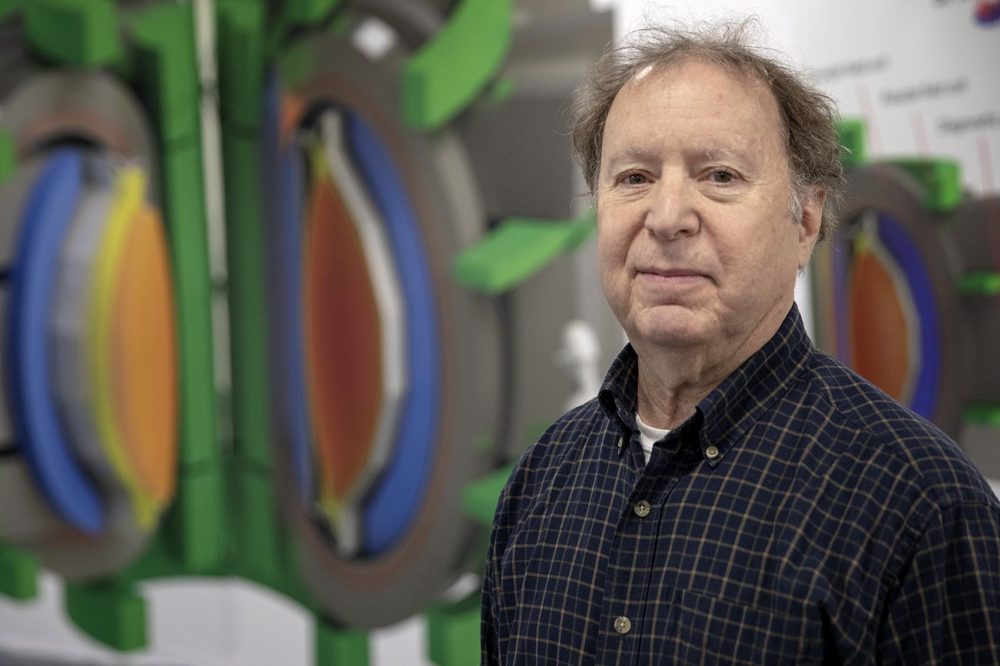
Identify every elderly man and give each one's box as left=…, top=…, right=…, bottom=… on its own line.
left=481, top=20, right=1000, bottom=664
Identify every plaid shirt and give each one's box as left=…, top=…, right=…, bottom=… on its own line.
left=482, top=305, right=1000, bottom=664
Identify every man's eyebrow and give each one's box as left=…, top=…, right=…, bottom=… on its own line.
left=695, top=146, right=751, bottom=162
left=601, top=146, right=660, bottom=170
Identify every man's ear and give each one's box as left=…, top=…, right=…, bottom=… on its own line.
left=797, top=187, right=825, bottom=269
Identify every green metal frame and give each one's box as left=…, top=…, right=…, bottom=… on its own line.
left=0, top=0, right=590, bottom=663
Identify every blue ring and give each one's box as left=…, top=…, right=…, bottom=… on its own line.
left=7, top=149, right=104, bottom=533
left=874, top=212, right=940, bottom=419
left=264, top=75, right=315, bottom=504
left=344, top=113, right=441, bottom=555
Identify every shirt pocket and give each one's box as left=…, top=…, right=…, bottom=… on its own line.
left=664, top=589, right=823, bottom=665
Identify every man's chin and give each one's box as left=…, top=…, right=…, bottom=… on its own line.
left=629, top=317, right=712, bottom=351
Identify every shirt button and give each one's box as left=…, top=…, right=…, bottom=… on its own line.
left=617, top=436, right=624, bottom=449
left=633, top=500, right=651, bottom=518
left=705, top=445, right=720, bottom=460
left=614, top=615, right=632, bottom=635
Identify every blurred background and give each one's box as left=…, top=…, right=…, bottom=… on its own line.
left=0, top=0, right=996, bottom=664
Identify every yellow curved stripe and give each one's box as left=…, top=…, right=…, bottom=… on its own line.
left=87, top=168, right=157, bottom=530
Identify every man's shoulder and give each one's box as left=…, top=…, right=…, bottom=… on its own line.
left=800, top=349, right=997, bottom=510
left=514, top=397, right=608, bottom=473
left=496, top=398, right=611, bottom=512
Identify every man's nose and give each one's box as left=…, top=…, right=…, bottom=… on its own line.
left=643, top=178, right=700, bottom=240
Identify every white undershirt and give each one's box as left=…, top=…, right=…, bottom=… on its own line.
left=635, top=413, right=670, bottom=464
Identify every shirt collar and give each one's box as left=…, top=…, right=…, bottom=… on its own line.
left=598, top=304, right=814, bottom=465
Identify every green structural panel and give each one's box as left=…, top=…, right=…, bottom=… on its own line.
left=265, top=0, right=344, bottom=59
left=128, top=3, right=200, bottom=143
left=403, top=0, right=512, bottom=130
left=0, top=128, right=15, bottom=185
left=315, top=621, right=370, bottom=666
left=221, top=135, right=273, bottom=469
left=286, top=0, right=342, bottom=24
left=160, top=142, right=219, bottom=473
left=463, top=465, right=514, bottom=526
left=965, top=404, right=1000, bottom=428
left=837, top=119, right=866, bottom=168
left=66, top=581, right=147, bottom=652
left=23, top=0, right=121, bottom=67
left=960, top=271, right=1000, bottom=295
left=228, top=461, right=284, bottom=583
left=0, top=0, right=19, bottom=21
left=453, top=212, right=596, bottom=295
left=888, top=158, right=962, bottom=214
left=166, top=465, right=227, bottom=571
left=427, top=593, right=481, bottom=666
left=217, top=0, right=266, bottom=130
left=0, top=544, right=38, bottom=600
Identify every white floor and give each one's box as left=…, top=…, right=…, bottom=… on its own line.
left=0, top=573, right=433, bottom=666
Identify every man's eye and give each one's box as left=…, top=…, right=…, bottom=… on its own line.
left=710, top=170, right=736, bottom=183
left=623, top=173, right=647, bottom=185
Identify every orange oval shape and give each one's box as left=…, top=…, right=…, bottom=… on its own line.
left=304, top=168, right=383, bottom=502
left=850, top=249, right=910, bottom=401
left=111, top=205, right=178, bottom=507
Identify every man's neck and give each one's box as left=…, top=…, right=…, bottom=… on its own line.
left=632, top=303, right=791, bottom=429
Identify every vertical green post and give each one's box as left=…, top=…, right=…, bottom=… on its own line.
left=0, top=544, right=38, bottom=600
left=427, top=594, right=482, bottom=666
left=65, top=581, right=147, bottom=651
left=129, top=1, right=224, bottom=571
left=0, top=128, right=16, bottom=185
left=216, top=0, right=288, bottom=583
left=315, top=618, right=370, bottom=665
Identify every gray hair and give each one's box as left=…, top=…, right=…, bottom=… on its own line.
left=571, top=18, right=843, bottom=240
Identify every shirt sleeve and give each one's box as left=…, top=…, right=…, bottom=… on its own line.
left=481, top=477, right=517, bottom=666
left=877, top=500, right=1000, bottom=664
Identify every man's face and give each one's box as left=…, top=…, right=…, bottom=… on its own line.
left=597, top=60, right=821, bottom=354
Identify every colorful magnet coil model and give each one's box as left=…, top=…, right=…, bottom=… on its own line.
left=5, top=148, right=177, bottom=554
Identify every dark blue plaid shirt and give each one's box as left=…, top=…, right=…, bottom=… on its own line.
left=482, top=305, right=1000, bottom=664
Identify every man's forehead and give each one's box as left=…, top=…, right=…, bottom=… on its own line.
left=605, top=60, right=785, bottom=142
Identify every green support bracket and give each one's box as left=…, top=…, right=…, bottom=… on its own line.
left=0, top=544, right=38, bottom=600
left=65, top=581, right=147, bottom=651
left=837, top=118, right=866, bottom=168
left=959, top=271, right=1000, bottom=295
left=0, top=128, right=16, bottom=185
left=887, top=158, right=962, bottom=214
left=426, top=593, right=482, bottom=666
left=462, top=465, right=513, bottom=526
left=266, top=0, right=344, bottom=59
left=23, top=0, right=121, bottom=67
left=276, top=37, right=320, bottom=91
left=286, top=0, right=342, bottom=24
left=217, top=0, right=265, bottom=130
left=964, top=404, right=1000, bottom=428
left=403, top=0, right=512, bottom=130
left=453, top=212, right=596, bottom=295
left=0, top=0, right=20, bottom=22
left=315, top=619, right=370, bottom=666
left=127, top=3, right=200, bottom=143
